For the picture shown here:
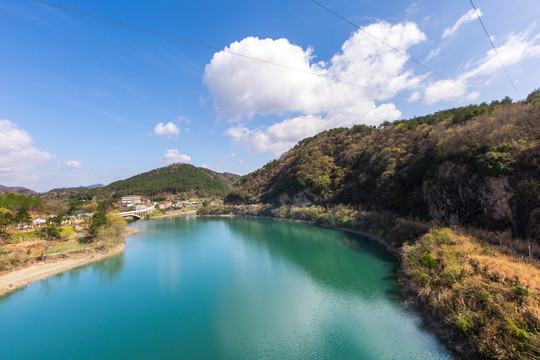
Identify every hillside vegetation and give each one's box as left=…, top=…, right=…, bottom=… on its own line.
left=55, top=163, right=238, bottom=200
left=101, top=163, right=235, bottom=197
left=229, top=91, right=540, bottom=241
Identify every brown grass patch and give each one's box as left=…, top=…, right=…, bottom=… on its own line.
left=403, top=228, right=540, bottom=359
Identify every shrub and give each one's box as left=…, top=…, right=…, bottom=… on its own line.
left=413, top=269, right=429, bottom=285
left=419, top=251, right=438, bottom=269
left=455, top=314, right=474, bottom=335
left=0, top=254, right=10, bottom=270
left=59, top=226, right=75, bottom=241
left=425, top=227, right=453, bottom=244
left=506, top=317, right=531, bottom=351
left=513, top=285, right=532, bottom=297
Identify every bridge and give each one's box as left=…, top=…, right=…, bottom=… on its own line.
left=116, top=208, right=153, bottom=220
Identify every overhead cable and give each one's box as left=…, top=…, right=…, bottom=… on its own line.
left=310, top=0, right=476, bottom=94
left=30, top=0, right=451, bottom=106
left=469, top=0, right=520, bottom=97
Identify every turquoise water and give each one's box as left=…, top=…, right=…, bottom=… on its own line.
left=0, top=216, right=452, bottom=359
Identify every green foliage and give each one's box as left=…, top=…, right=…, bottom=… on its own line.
left=59, top=226, right=75, bottom=241
left=102, top=163, right=232, bottom=197
left=455, top=314, right=474, bottom=335
left=0, top=193, right=43, bottom=211
left=526, top=88, right=540, bottom=106
left=425, top=228, right=453, bottom=244
left=413, top=269, right=429, bottom=285
left=513, top=285, right=532, bottom=296
left=505, top=317, right=531, bottom=351
left=95, top=214, right=127, bottom=249
left=224, top=191, right=253, bottom=205
left=419, top=252, right=438, bottom=269
left=14, top=208, right=31, bottom=227
left=0, top=210, right=15, bottom=237
left=89, top=211, right=108, bottom=235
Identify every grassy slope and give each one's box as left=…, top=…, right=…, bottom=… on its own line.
left=404, top=228, right=540, bottom=359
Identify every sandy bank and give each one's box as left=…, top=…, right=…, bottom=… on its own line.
left=0, top=227, right=139, bottom=298
left=0, top=243, right=125, bottom=297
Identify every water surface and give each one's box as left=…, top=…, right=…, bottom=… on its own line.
left=0, top=216, right=452, bottom=359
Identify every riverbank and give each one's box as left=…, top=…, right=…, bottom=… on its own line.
left=0, top=243, right=124, bottom=297
left=197, top=204, right=540, bottom=359
left=0, top=227, right=138, bottom=297
left=148, top=209, right=196, bottom=219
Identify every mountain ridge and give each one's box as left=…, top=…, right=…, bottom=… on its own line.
left=228, top=91, right=540, bottom=241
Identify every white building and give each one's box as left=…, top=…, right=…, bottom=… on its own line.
left=121, top=195, right=142, bottom=204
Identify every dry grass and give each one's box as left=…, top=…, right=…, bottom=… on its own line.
left=403, top=228, right=540, bottom=359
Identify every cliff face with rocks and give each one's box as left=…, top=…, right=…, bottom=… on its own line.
left=229, top=91, right=540, bottom=241
left=423, top=162, right=526, bottom=237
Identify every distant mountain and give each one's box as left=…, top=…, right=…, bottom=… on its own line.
left=0, top=185, right=37, bottom=195
left=99, top=163, right=238, bottom=198
left=43, top=183, right=104, bottom=198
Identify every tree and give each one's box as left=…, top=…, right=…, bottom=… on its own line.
left=45, top=212, right=64, bottom=238
left=59, top=226, right=75, bottom=241
left=81, top=202, right=99, bottom=213
left=0, top=209, right=14, bottom=242
left=89, top=211, right=108, bottom=235
left=96, top=213, right=126, bottom=249
left=14, top=208, right=31, bottom=229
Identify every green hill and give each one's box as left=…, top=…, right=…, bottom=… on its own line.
left=229, top=90, right=540, bottom=241
left=97, top=163, right=238, bottom=198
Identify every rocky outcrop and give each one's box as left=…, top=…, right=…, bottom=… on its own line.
left=423, top=162, right=511, bottom=227
left=423, top=161, right=538, bottom=240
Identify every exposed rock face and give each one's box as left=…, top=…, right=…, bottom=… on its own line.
left=423, top=162, right=515, bottom=232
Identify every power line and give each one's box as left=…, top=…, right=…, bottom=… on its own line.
left=469, top=0, right=520, bottom=97
left=29, top=0, right=451, bottom=106
left=309, top=0, right=463, bottom=87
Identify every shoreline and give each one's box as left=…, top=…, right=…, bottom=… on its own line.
left=147, top=210, right=196, bottom=219
left=0, top=227, right=139, bottom=298
left=197, top=212, right=470, bottom=359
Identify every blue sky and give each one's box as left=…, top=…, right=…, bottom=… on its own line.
left=1, top=0, right=539, bottom=192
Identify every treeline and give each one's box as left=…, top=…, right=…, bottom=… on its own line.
left=0, top=193, right=44, bottom=211
left=228, top=91, right=540, bottom=240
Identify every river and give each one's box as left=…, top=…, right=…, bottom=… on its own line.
left=0, top=216, right=453, bottom=359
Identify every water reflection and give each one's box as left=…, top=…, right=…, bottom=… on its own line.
left=0, top=216, right=452, bottom=360
left=222, top=217, right=398, bottom=299
left=92, top=253, right=125, bottom=284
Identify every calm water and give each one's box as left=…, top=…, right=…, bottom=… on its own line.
left=0, top=216, right=452, bottom=359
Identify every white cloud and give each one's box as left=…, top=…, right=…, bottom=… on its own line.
left=65, top=160, right=82, bottom=169
left=425, top=48, right=440, bottom=61
left=460, top=30, right=540, bottom=80
left=177, top=115, right=191, bottom=124
left=442, top=9, right=482, bottom=39
left=204, top=21, right=427, bottom=154
left=161, top=149, right=191, bottom=164
left=425, top=29, right=540, bottom=103
left=154, top=122, right=180, bottom=136
left=0, top=119, right=53, bottom=184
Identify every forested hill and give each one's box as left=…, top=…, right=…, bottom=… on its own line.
left=228, top=90, right=540, bottom=241
left=99, top=163, right=237, bottom=198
